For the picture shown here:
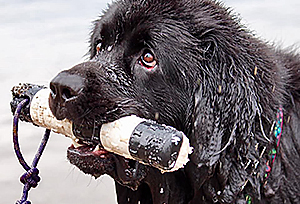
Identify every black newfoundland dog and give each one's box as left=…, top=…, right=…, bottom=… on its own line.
left=48, top=0, right=300, bottom=203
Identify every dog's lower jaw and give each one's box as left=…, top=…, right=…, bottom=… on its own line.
left=67, top=146, right=148, bottom=190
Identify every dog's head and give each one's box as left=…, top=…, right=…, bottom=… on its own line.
left=48, top=0, right=200, bottom=191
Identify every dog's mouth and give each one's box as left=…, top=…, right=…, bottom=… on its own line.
left=66, top=124, right=147, bottom=190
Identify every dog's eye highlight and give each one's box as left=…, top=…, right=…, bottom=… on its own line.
left=140, top=50, right=157, bottom=70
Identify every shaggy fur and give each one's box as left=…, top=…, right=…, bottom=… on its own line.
left=49, top=0, right=300, bottom=203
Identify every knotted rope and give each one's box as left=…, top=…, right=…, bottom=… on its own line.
left=13, top=99, right=51, bottom=204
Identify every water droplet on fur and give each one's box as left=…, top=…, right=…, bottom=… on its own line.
left=218, top=85, right=222, bottom=94
left=107, top=45, right=113, bottom=52
left=160, top=187, right=164, bottom=194
left=254, top=66, right=258, bottom=76
left=155, top=112, right=159, bottom=120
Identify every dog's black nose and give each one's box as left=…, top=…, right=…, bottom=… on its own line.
left=49, top=72, right=84, bottom=120
left=50, top=72, right=84, bottom=102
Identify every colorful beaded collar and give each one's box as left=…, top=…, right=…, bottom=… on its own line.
left=246, top=107, right=283, bottom=203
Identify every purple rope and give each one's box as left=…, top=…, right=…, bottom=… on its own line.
left=13, top=99, right=51, bottom=204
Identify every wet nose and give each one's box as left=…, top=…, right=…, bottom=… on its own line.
left=50, top=72, right=84, bottom=103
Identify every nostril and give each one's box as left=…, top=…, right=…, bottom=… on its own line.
left=50, top=83, right=57, bottom=99
left=62, top=87, right=75, bottom=100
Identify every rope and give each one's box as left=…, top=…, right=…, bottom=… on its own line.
left=13, top=99, right=51, bottom=204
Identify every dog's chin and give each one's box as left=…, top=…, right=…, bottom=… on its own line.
left=67, top=144, right=114, bottom=178
left=66, top=140, right=148, bottom=190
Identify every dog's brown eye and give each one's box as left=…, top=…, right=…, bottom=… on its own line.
left=96, top=43, right=102, bottom=54
left=140, top=50, right=157, bottom=70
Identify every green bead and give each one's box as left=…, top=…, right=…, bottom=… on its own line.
left=246, top=195, right=252, bottom=204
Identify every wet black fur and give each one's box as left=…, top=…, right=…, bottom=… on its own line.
left=50, top=0, right=300, bottom=203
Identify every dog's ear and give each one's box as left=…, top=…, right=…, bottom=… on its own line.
left=190, top=39, right=279, bottom=200
left=188, top=47, right=268, bottom=201
left=190, top=85, right=224, bottom=167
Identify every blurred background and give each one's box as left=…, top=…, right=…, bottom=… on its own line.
left=0, top=0, right=299, bottom=203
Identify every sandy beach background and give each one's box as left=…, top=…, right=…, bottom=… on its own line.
left=1, top=0, right=299, bottom=203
